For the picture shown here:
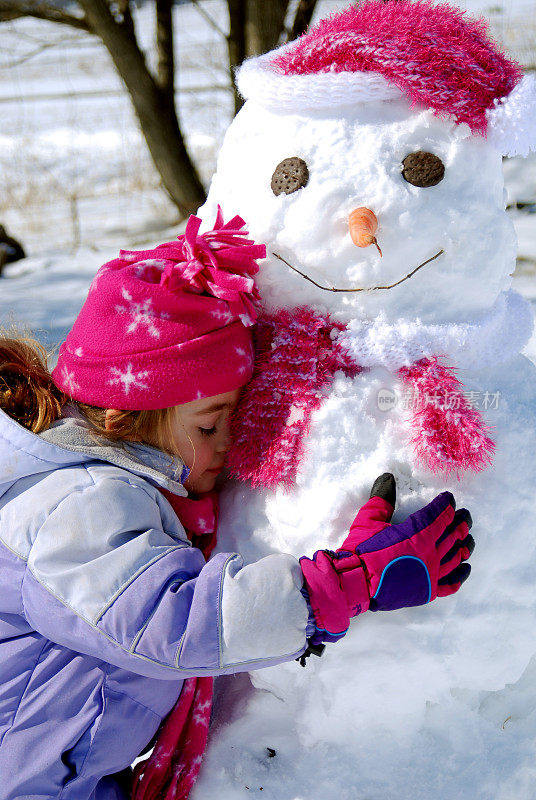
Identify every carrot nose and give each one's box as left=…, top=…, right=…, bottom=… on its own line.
left=349, top=207, right=382, bottom=257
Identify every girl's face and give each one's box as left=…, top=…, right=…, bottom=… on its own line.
left=170, top=388, right=241, bottom=494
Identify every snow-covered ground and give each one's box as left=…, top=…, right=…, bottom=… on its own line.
left=1, top=2, right=536, bottom=799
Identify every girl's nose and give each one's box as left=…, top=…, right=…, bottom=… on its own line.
left=348, top=207, right=382, bottom=256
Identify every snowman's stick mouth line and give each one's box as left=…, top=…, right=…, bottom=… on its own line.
left=272, top=249, right=444, bottom=292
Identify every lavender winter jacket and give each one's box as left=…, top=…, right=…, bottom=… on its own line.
left=0, top=410, right=311, bottom=800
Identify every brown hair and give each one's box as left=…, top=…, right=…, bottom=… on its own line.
left=0, top=332, right=177, bottom=454
left=74, top=402, right=178, bottom=455
left=0, top=334, right=67, bottom=433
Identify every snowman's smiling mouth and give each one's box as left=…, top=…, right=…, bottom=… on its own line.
left=272, top=249, right=444, bottom=292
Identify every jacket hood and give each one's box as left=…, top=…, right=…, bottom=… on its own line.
left=0, top=408, right=188, bottom=500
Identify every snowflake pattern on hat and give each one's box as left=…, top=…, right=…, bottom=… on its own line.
left=115, top=288, right=169, bottom=339
left=60, top=366, right=80, bottom=395
left=88, top=264, right=114, bottom=294
left=108, top=363, right=150, bottom=396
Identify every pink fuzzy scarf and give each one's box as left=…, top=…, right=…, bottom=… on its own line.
left=227, top=308, right=495, bottom=487
left=228, top=307, right=361, bottom=488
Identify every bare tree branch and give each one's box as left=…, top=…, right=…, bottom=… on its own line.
left=288, top=0, right=317, bottom=40
left=1, top=36, right=80, bottom=67
left=0, top=2, right=90, bottom=31
left=190, top=0, right=227, bottom=39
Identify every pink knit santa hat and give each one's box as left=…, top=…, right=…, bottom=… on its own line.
left=52, top=209, right=266, bottom=410
left=237, top=0, right=536, bottom=157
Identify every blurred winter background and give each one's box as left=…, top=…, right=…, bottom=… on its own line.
left=0, top=0, right=534, bottom=355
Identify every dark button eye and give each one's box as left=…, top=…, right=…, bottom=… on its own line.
left=402, top=151, right=445, bottom=187
left=271, top=157, right=309, bottom=196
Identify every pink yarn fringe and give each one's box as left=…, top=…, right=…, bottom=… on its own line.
left=120, top=206, right=266, bottom=327
left=399, top=357, right=496, bottom=478
left=227, top=308, right=360, bottom=489
left=272, top=0, right=522, bottom=135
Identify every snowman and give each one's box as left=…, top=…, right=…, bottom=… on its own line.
left=194, top=2, right=536, bottom=797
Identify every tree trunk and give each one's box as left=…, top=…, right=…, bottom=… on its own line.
left=79, top=0, right=205, bottom=216
left=227, top=0, right=246, bottom=114
left=156, top=0, right=174, bottom=107
left=289, top=0, right=318, bottom=40
left=226, top=0, right=316, bottom=117
left=244, top=0, right=289, bottom=57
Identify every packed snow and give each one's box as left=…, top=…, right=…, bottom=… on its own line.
left=1, top=2, right=536, bottom=800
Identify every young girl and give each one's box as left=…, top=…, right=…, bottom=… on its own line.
left=0, top=213, right=473, bottom=800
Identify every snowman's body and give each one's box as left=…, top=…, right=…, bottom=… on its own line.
left=192, top=13, right=536, bottom=798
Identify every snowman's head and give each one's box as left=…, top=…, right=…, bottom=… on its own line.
left=200, top=0, right=535, bottom=326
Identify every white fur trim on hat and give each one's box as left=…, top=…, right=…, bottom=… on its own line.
left=486, top=74, right=536, bottom=157
left=236, top=50, right=403, bottom=112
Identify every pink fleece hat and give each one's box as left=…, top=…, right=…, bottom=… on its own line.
left=237, top=0, right=536, bottom=157
left=52, top=209, right=266, bottom=410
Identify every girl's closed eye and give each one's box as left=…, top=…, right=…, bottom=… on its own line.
left=199, top=425, right=217, bottom=436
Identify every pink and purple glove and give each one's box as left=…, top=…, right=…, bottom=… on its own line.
left=300, top=474, right=473, bottom=647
